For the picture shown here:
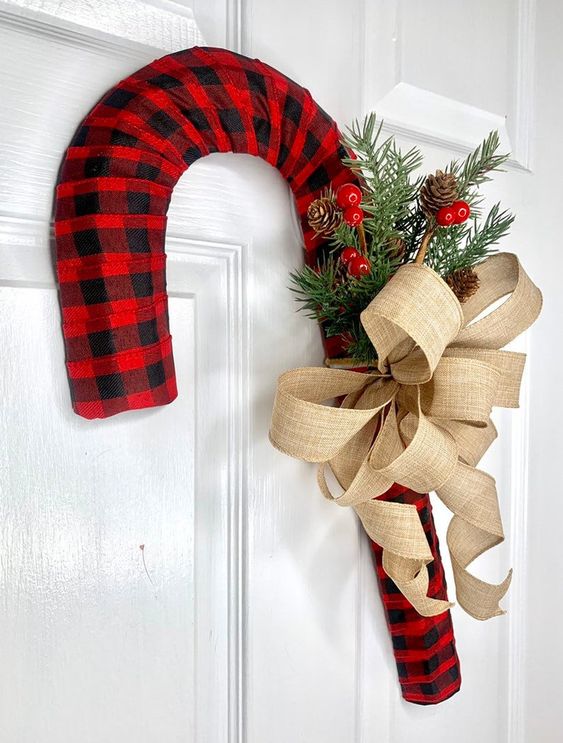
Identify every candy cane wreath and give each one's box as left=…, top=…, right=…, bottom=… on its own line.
left=54, top=46, right=461, bottom=704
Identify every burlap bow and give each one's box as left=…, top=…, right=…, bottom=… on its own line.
left=270, top=253, right=542, bottom=619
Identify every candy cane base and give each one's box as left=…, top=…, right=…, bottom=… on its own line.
left=373, top=486, right=461, bottom=704
left=54, top=45, right=461, bottom=705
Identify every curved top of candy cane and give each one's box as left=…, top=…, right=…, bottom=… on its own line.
left=55, top=46, right=353, bottom=418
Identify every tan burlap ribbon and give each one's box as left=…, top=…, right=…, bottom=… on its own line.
left=270, top=253, right=542, bottom=619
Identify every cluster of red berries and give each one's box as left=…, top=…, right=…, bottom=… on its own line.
left=335, top=184, right=371, bottom=278
left=436, top=200, right=471, bottom=227
left=336, top=183, right=364, bottom=227
left=340, top=246, right=370, bottom=277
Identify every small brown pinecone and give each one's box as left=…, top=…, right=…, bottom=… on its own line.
left=307, top=197, right=341, bottom=236
left=388, top=236, right=406, bottom=260
left=446, top=267, right=480, bottom=303
left=420, top=170, right=458, bottom=216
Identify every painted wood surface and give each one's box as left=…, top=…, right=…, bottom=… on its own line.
left=0, top=1, right=557, bottom=741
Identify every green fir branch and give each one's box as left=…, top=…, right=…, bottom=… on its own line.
left=330, top=221, right=357, bottom=252
left=428, top=203, right=514, bottom=276
left=458, top=204, right=514, bottom=269
left=448, top=131, right=510, bottom=215
left=288, top=260, right=341, bottom=322
left=289, top=244, right=399, bottom=361
left=453, top=131, right=510, bottom=191
left=289, top=116, right=514, bottom=363
left=340, top=114, right=424, bottom=255
left=396, top=208, right=427, bottom=261
left=346, top=323, right=377, bottom=363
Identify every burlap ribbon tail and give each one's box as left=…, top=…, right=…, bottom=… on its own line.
left=270, top=252, right=542, bottom=619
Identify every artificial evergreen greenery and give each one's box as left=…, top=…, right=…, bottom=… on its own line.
left=290, top=114, right=512, bottom=363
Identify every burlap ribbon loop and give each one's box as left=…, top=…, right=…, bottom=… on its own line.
left=270, top=253, right=542, bottom=619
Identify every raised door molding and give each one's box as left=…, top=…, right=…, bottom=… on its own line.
left=1, top=0, right=254, bottom=55
left=2, top=0, right=203, bottom=50
left=360, top=4, right=535, bottom=741
left=361, top=0, right=536, bottom=171
left=0, top=213, right=247, bottom=742
left=0, top=3, right=201, bottom=224
left=166, top=235, right=247, bottom=743
left=0, top=3, right=246, bottom=738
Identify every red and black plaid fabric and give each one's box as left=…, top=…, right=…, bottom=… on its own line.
left=54, top=46, right=460, bottom=703
left=55, top=46, right=350, bottom=419
left=372, top=486, right=461, bottom=704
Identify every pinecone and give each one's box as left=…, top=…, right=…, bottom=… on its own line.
left=446, top=267, right=480, bottom=303
left=388, top=236, right=406, bottom=260
left=307, top=197, right=341, bottom=236
left=420, top=170, right=458, bottom=216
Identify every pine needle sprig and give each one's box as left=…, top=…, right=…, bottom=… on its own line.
left=340, top=115, right=424, bottom=254
left=340, top=113, right=387, bottom=171
left=288, top=260, right=341, bottom=322
left=449, top=131, right=510, bottom=211
left=426, top=222, right=472, bottom=276
left=292, top=115, right=515, bottom=365
left=396, top=208, right=428, bottom=261
left=346, top=323, right=377, bottom=363
left=458, top=203, right=514, bottom=269
left=289, top=244, right=398, bottom=360
left=329, top=221, right=358, bottom=252
left=428, top=203, right=514, bottom=276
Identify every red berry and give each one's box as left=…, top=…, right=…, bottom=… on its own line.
left=336, top=183, right=363, bottom=209
left=340, top=246, right=360, bottom=265
left=452, top=200, right=471, bottom=224
left=343, top=205, right=364, bottom=226
left=436, top=206, right=456, bottom=227
left=348, top=256, right=371, bottom=277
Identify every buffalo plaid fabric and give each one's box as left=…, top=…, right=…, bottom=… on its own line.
left=55, top=46, right=460, bottom=703
left=372, top=486, right=461, bottom=704
left=55, top=46, right=351, bottom=419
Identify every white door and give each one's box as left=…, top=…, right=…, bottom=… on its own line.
left=0, top=1, right=559, bottom=742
